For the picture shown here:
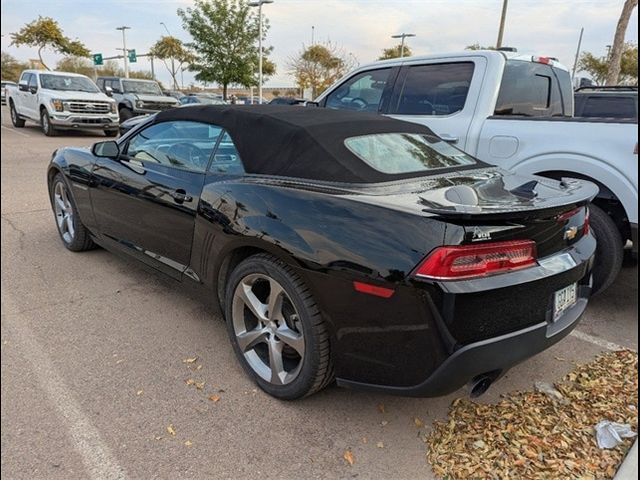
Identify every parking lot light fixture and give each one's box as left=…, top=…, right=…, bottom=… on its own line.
left=391, top=33, right=416, bottom=58
left=248, top=0, right=274, bottom=105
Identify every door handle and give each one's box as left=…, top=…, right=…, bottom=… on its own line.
left=170, top=189, right=193, bottom=203
left=439, top=134, right=459, bottom=144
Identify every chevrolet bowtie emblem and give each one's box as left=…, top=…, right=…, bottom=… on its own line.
left=564, top=226, right=578, bottom=240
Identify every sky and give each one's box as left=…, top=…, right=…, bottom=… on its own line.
left=1, top=0, right=638, bottom=88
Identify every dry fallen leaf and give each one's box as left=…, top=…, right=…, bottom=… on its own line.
left=136, top=390, right=144, bottom=396
left=377, top=404, right=386, bottom=414
left=380, top=420, right=389, bottom=426
left=184, top=440, right=193, bottom=447
left=343, top=449, right=355, bottom=466
left=185, top=379, right=195, bottom=386
left=196, top=365, right=203, bottom=371
left=167, top=424, right=176, bottom=436
left=362, top=437, right=368, bottom=444
left=414, top=417, right=425, bottom=428
left=155, top=436, right=163, bottom=441
left=183, top=357, right=198, bottom=364
left=209, top=395, right=221, bottom=403
left=195, top=382, right=205, bottom=390
left=377, top=441, right=384, bottom=449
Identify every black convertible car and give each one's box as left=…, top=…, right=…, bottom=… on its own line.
left=48, top=105, right=597, bottom=400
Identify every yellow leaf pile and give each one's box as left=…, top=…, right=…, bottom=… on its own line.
left=426, top=350, right=638, bottom=479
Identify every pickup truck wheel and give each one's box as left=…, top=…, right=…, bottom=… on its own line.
left=50, top=173, right=96, bottom=252
left=104, top=130, right=119, bottom=137
left=9, top=101, right=26, bottom=128
left=590, top=204, right=624, bottom=295
left=119, top=108, right=133, bottom=122
left=40, top=109, right=58, bottom=137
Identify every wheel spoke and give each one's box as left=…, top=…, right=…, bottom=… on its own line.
left=236, top=327, right=268, bottom=352
left=268, top=339, right=286, bottom=385
left=275, top=324, right=305, bottom=356
left=55, top=195, right=66, bottom=212
left=266, top=278, right=284, bottom=322
left=65, top=214, right=75, bottom=238
left=238, top=283, right=267, bottom=321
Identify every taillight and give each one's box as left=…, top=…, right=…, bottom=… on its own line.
left=583, top=207, right=590, bottom=235
left=413, top=240, right=537, bottom=280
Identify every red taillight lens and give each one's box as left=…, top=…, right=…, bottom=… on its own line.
left=583, top=207, right=590, bottom=235
left=413, top=240, right=537, bottom=280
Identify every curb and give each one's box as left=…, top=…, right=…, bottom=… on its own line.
left=614, top=439, right=638, bottom=480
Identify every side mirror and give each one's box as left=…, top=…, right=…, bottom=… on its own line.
left=29, top=85, right=38, bottom=94
left=18, top=82, right=29, bottom=92
left=92, top=141, right=120, bottom=158
left=105, top=86, right=113, bottom=96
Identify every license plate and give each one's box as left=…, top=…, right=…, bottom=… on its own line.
left=553, top=283, right=577, bottom=320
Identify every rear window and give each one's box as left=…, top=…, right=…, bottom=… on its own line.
left=576, top=95, right=637, bottom=119
left=494, top=60, right=570, bottom=117
left=344, top=133, right=476, bottom=174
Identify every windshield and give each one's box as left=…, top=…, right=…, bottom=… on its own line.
left=196, top=97, right=226, bottom=105
left=122, top=80, right=162, bottom=95
left=345, top=133, right=476, bottom=174
left=40, top=74, right=99, bottom=93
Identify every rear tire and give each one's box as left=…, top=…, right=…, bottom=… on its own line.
left=50, top=173, right=95, bottom=252
left=590, top=204, right=624, bottom=295
left=224, top=253, right=333, bottom=399
left=40, top=108, right=57, bottom=137
left=9, top=101, right=25, bottom=128
left=119, top=107, right=133, bottom=122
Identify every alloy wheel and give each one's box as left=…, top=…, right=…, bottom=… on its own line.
left=231, top=273, right=305, bottom=386
left=41, top=111, right=49, bottom=134
left=53, top=182, right=75, bottom=243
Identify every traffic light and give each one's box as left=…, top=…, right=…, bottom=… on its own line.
left=93, top=53, right=103, bottom=66
left=128, top=49, right=137, bottom=63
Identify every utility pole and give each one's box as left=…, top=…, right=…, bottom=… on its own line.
left=496, top=0, right=509, bottom=49
left=116, top=26, right=131, bottom=78
left=248, top=0, right=274, bottom=104
left=391, top=33, right=416, bottom=58
left=311, top=25, right=315, bottom=45
left=571, top=27, right=584, bottom=81
left=160, top=22, right=177, bottom=90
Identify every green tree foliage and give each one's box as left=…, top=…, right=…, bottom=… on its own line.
left=178, top=0, right=275, bottom=99
left=378, top=44, right=413, bottom=60
left=579, top=43, right=638, bottom=85
left=10, top=16, right=90, bottom=70
left=1, top=51, right=31, bottom=82
left=149, top=36, right=195, bottom=89
left=289, top=42, right=357, bottom=98
left=56, top=56, right=94, bottom=77
left=465, top=43, right=495, bottom=51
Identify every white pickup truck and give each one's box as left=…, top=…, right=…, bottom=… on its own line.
left=6, top=70, right=119, bottom=137
left=316, top=50, right=638, bottom=294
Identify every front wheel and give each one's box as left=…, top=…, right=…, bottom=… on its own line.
left=225, top=254, right=333, bottom=399
left=590, top=204, right=624, bottom=295
left=41, top=109, right=57, bottom=136
left=10, top=101, right=25, bottom=127
left=50, top=174, right=95, bottom=251
left=119, top=107, right=133, bottom=122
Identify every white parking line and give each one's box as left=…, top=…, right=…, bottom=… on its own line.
left=3, top=315, right=127, bottom=480
left=570, top=329, right=632, bottom=352
left=1, top=124, right=31, bottom=138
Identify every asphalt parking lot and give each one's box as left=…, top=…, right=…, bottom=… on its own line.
left=1, top=107, right=637, bottom=480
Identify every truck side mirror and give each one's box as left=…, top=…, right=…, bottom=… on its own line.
left=18, top=82, right=29, bottom=92
left=105, top=86, right=114, bottom=96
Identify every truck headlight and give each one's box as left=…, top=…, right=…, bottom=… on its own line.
left=51, top=99, right=64, bottom=112
left=110, top=102, right=117, bottom=114
left=136, top=100, right=144, bottom=108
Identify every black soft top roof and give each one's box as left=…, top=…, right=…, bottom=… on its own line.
left=154, top=105, right=451, bottom=183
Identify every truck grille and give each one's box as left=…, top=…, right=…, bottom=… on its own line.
left=142, top=102, right=176, bottom=111
left=67, top=101, right=111, bottom=114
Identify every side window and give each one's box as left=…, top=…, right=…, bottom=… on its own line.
left=97, top=78, right=105, bottom=90
left=28, top=74, right=38, bottom=89
left=209, top=131, right=245, bottom=175
left=20, top=73, right=32, bottom=85
left=125, top=121, right=223, bottom=173
left=393, top=62, right=475, bottom=115
left=494, top=61, right=564, bottom=117
left=325, top=68, right=392, bottom=112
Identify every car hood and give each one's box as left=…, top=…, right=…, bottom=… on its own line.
left=134, top=94, right=179, bottom=104
left=345, top=167, right=599, bottom=217
left=42, top=89, right=113, bottom=102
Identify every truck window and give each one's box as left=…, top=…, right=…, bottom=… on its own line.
left=28, top=74, right=38, bottom=89
left=393, top=62, right=475, bottom=116
left=494, top=60, right=567, bottom=117
left=97, top=78, right=105, bottom=90
left=325, top=68, right=393, bottom=112
left=20, top=72, right=32, bottom=85
left=578, top=96, right=637, bottom=119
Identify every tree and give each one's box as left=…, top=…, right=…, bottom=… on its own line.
left=378, top=44, right=413, bottom=60
left=465, top=43, right=495, bottom=51
left=1, top=51, right=31, bottom=82
left=10, top=16, right=90, bottom=70
left=129, top=70, right=155, bottom=80
left=178, top=0, right=275, bottom=99
left=579, top=43, right=638, bottom=85
left=606, top=0, right=638, bottom=85
left=289, top=42, right=357, bottom=98
left=56, top=56, right=94, bottom=77
left=149, top=36, right=195, bottom=89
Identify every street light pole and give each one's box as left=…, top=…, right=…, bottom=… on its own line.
left=160, top=22, right=177, bottom=90
left=496, top=0, right=509, bottom=49
left=248, top=0, right=274, bottom=105
left=116, top=26, right=131, bottom=78
left=391, top=33, right=416, bottom=58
